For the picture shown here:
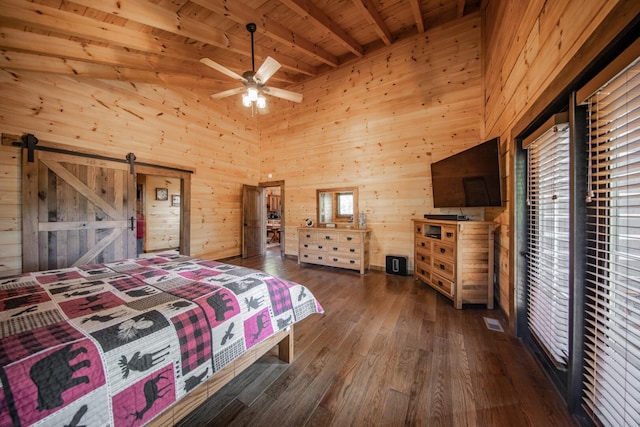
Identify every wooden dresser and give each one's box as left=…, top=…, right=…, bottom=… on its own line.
left=298, top=227, right=371, bottom=274
left=412, top=219, right=495, bottom=309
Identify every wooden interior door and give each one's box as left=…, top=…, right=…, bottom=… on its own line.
left=22, top=150, right=136, bottom=272
left=242, top=184, right=265, bottom=258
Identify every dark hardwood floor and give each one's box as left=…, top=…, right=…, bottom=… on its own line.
left=177, top=248, right=575, bottom=426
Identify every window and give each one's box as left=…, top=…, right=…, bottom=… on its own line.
left=523, top=114, right=571, bottom=367
left=580, top=55, right=640, bottom=427
left=337, top=193, right=353, bottom=217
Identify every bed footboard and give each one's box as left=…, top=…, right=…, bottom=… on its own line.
left=148, top=326, right=294, bottom=426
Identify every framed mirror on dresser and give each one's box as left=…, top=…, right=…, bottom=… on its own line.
left=298, top=186, right=370, bottom=274
left=316, top=187, right=359, bottom=228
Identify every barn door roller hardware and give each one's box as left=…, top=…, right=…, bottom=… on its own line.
left=126, top=153, right=136, bottom=175
left=12, top=133, right=39, bottom=162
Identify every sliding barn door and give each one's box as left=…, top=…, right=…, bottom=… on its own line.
left=22, top=150, right=136, bottom=272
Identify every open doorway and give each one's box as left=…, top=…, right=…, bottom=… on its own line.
left=266, top=186, right=281, bottom=249
left=136, top=173, right=183, bottom=256
left=260, top=180, right=284, bottom=257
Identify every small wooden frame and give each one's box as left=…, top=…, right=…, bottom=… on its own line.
left=171, top=194, right=180, bottom=206
left=147, top=326, right=294, bottom=426
left=156, top=187, right=168, bottom=201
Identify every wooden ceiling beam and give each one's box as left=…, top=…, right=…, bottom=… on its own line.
left=0, top=27, right=208, bottom=78
left=1, top=0, right=171, bottom=56
left=190, top=0, right=340, bottom=67
left=280, top=0, right=365, bottom=57
left=0, top=18, right=297, bottom=86
left=70, top=0, right=316, bottom=77
left=410, top=0, right=425, bottom=33
left=351, top=0, right=393, bottom=46
left=457, top=0, right=467, bottom=18
left=0, top=50, right=228, bottom=89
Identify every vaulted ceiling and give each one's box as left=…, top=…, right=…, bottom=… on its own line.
left=0, top=0, right=481, bottom=95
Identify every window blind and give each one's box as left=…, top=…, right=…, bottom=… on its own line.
left=582, top=56, right=640, bottom=427
left=525, top=119, right=571, bottom=367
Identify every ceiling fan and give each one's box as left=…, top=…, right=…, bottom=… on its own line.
left=200, top=23, right=303, bottom=113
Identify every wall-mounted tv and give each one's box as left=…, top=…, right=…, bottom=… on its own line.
left=431, top=137, right=502, bottom=208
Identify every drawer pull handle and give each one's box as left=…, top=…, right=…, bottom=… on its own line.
left=333, top=258, right=338, bottom=262
left=304, top=244, right=308, bottom=248
left=318, top=256, right=323, bottom=260
left=421, top=242, right=426, bottom=247
left=325, top=236, right=331, bottom=240
left=318, top=245, right=323, bottom=249
left=421, top=256, right=425, bottom=261
left=333, top=247, right=338, bottom=251
left=350, top=248, right=355, bottom=253
left=306, top=234, right=311, bottom=238
left=439, top=264, right=445, bottom=270
left=350, top=260, right=355, bottom=264
left=303, top=255, right=308, bottom=258
left=437, top=280, right=444, bottom=287
left=347, top=237, right=353, bottom=241
left=420, top=269, right=425, bottom=275
left=417, top=227, right=422, bottom=233
left=446, top=232, right=453, bottom=238
left=440, top=248, right=445, bottom=254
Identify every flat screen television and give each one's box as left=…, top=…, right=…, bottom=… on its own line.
left=431, top=137, right=502, bottom=208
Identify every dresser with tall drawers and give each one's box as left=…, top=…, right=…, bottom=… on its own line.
left=412, top=219, right=495, bottom=309
left=298, top=228, right=371, bottom=274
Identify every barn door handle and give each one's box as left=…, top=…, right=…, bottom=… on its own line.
left=130, top=217, right=135, bottom=231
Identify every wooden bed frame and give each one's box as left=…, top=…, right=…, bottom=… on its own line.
left=147, top=326, right=294, bottom=426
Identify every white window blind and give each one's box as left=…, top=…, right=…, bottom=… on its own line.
left=582, top=56, right=640, bottom=427
left=525, top=120, right=571, bottom=367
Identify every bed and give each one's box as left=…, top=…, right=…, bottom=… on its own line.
left=0, top=254, right=324, bottom=426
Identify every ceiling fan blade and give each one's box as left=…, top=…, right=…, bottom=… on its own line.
left=210, top=87, right=246, bottom=99
left=264, top=86, right=303, bottom=103
left=255, top=57, right=281, bottom=84
left=200, top=58, right=246, bottom=82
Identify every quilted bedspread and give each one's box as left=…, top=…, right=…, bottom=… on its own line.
left=0, top=254, right=324, bottom=426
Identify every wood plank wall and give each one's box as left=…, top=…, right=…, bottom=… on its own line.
left=259, top=14, right=483, bottom=272
left=0, top=72, right=260, bottom=276
left=143, top=175, right=181, bottom=253
left=481, top=0, right=630, bottom=318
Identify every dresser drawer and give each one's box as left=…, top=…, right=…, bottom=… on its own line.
left=328, top=244, right=360, bottom=255
left=415, top=237, right=431, bottom=252
left=301, top=242, right=329, bottom=251
left=433, top=242, right=455, bottom=260
left=415, top=248, right=431, bottom=265
left=432, top=256, right=455, bottom=280
left=339, top=232, right=361, bottom=243
left=326, top=254, right=360, bottom=269
left=299, top=249, right=328, bottom=264
left=415, top=260, right=431, bottom=282
left=299, top=230, right=319, bottom=243
left=441, top=226, right=456, bottom=243
left=431, top=272, right=454, bottom=297
left=318, top=231, right=339, bottom=242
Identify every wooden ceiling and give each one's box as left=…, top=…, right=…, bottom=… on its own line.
left=0, top=0, right=481, bottom=94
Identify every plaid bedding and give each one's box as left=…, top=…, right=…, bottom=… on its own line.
left=0, top=254, right=323, bottom=426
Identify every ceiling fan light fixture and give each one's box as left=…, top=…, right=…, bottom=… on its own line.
left=202, top=23, right=302, bottom=113
left=242, top=93, right=251, bottom=107
left=247, top=86, right=259, bottom=102
left=257, top=94, right=267, bottom=109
